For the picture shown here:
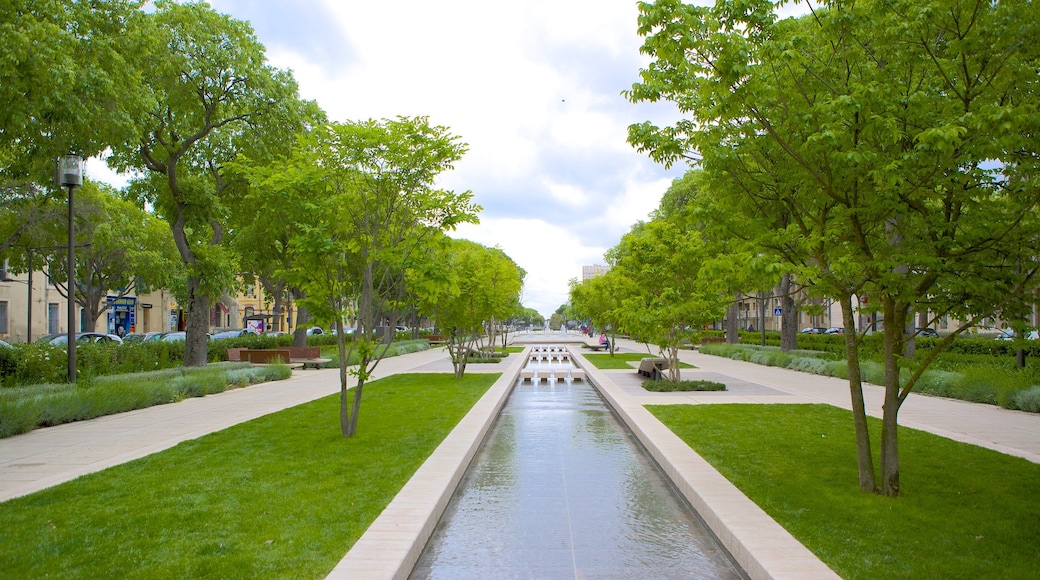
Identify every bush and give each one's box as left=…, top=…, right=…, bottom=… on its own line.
left=643, top=379, right=726, bottom=392
left=0, top=363, right=285, bottom=438
left=1012, top=386, right=1040, bottom=413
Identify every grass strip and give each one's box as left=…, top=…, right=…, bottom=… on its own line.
left=582, top=352, right=695, bottom=370
left=647, top=404, right=1040, bottom=578
left=0, top=372, right=498, bottom=578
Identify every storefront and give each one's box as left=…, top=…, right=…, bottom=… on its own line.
left=106, top=295, right=136, bottom=336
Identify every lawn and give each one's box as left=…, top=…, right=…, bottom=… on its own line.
left=0, top=372, right=498, bottom=578
left=648, top=404, right=1040, bottom=579
left=582, top=352, right=696, bottom=370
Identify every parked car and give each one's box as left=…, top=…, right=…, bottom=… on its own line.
left=0, top=339, right=12, bottom=349
left=160, top=331, right=187, bottom=342
left=124, top=332, right=164, bottom=343
left=997, top=329, right=1040, bottom=341
left=210, top=328, right=257, bottom=340
left=915, top=328, right=939, bottom=338
left=36, top=332, right=123, bottom=346
left=305, top=327, right=324, bottom=336
left=799, top=327, right=827, bottom=334
left=823, top=327, right=844, bottom=335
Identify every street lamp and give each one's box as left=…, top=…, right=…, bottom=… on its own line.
left=56, top=154, right=82, bottom=383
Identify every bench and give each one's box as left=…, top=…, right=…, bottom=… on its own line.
left=245, top=349, right=293, bottom=365
left=584, top=340, right=607, bottom=351
left=520, top=369, right=535, bottom=382
left=637, top=357, right=669, bottom=380
left=287, top=346, right=332, bottom=369
left=569, top=368, right=586, bottom=382
left=227, top=347, right=246, bottom=362
left=427, top=334, right=447, bottom=346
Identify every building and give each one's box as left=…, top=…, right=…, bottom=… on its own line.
left=582, top=264, right=609, bottom=281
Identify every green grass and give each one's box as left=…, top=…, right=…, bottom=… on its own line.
left=0, top=372, right=498, bottom=578
left=582, top=352, right=695, bottom=370
left=648, top=404, right=1040, bottom=579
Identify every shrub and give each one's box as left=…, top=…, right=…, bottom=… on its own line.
left=643, top=379, right=726, bottom=392
left=1013, top=386, right=1040, bottom=413
left=0, top=362, right=286, bottom=438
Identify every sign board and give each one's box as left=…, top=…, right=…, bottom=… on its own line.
left=773, top=308, right=782, bottom=317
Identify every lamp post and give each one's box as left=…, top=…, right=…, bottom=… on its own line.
left=56, top=154, right=82, bottom=383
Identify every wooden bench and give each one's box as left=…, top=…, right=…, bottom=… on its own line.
left=227, top=347, right=246, bottom=362
left=287, top=346, right=332, bottom=369
left=245, top=349, right=293, bottom=365
left=637, top=357, right=669, bottom=380
left=427, top=334, right=446, bottom=346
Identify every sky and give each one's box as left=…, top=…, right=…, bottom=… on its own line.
left=91, top=0, right=694, bottom=318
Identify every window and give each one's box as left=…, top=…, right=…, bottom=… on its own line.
left=0, top=301, right=7, bottom=334
left=48, top=303, right=59, bottom=334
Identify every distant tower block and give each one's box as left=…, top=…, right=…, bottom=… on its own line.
left=582, top=264, right=609, bottom=281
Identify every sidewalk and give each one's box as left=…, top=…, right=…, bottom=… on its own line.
left=0, top=347, right=451, bottom=503
left=610, top=337, right=1040, bottom=463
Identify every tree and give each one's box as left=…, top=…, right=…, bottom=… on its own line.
left=628, top=0, right=1040, bottom=495
left=414, top=238, right=523, bottom=378
left=110, top=0, right=308, bottom=366
left=0, top=0, right=148, bottom=181
left=607, top=214, right=730, bottom=382
left=1, top=1, right=148, bottom=257
left=255, top=117, right=480, bottom=437
left=24, top=181, right=179, bottom=331
left=569, top=269, right=628, bottom=355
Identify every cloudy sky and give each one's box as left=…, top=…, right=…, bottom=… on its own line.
left=91, top=1, right=697, bottom=317
left=236, top=0, right=702, bottom=317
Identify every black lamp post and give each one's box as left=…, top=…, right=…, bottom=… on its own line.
left=56, top=154, right=82, bottom=383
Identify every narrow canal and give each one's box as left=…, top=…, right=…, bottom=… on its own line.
left=410, top=350, right=743, bottom=578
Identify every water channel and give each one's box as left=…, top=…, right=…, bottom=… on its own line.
left=410, top=346, right=743, bottom=579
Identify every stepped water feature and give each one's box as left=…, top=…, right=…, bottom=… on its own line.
left=409, top=345, right=742, bottom=578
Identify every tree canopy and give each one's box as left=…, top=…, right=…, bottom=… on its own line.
left=628, top=0, right=1040, bottom=495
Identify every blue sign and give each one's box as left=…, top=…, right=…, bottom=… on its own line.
left=773, top=308, right=782, bottom=317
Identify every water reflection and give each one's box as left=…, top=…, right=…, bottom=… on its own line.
left=410, top=351, right=742, bottom=579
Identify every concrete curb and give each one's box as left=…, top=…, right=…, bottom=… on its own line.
left=327, top=347, right=529, bottom=579
left=569, top=348, right=840, bottom=580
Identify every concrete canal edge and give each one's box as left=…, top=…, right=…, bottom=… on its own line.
left=573, top=349, right=841, bottom=580
left=326, top=347, right=529, bottom=579
left=329, top=344, right=839, bottom=579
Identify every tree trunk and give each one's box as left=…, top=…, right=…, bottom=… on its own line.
left=183, top=276, right=210, bottom=367
left=667, top=341, right=680, bottom=383
left=726, top=295, right=740, bottom=344
left=779, top=273, right=797, bottom=352
left=292, top=288, right=310, bottom=347
left=880, top=296, right=908, bottom=497
left=841, top=293, right=877, bottom=493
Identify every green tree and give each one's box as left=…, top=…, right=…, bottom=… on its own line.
left=1, top=1, right=148, bottom=258
left=608, top=215, right=730, bottom=381
left=254, top=117, right=479, bottom=436
left=414, top=238, right=522, bottom=378
left=628, top=0, right=1040, bottom=495
left=26, top=182, right=180, bottom=331
left=110, top=1, right=309, bottom=366
left=569, top=269, right=628, bottom=355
